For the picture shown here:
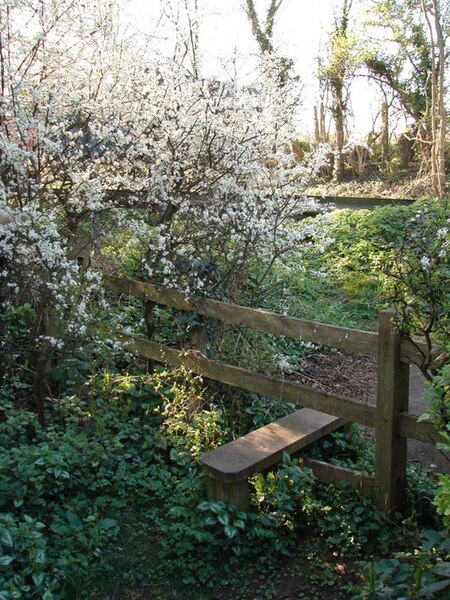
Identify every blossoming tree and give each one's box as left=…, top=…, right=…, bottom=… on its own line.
left=0, top=0, right=324, bottom=420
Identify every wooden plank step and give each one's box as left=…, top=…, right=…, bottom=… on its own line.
left=202, top=408, right=345, bottom=483
left=200, top=408, right=345, bottom=509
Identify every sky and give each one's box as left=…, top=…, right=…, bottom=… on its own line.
left=122, top=0, right=385, bottom=137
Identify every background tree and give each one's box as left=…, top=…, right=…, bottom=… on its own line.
left=318, top=0, right=362, bottom=181
left=161, top=0, right=202, bottom=79
left=365, top=0, right=449, bottom=195
left=0, top=0, right=326, bottom=414
left=244, top=0, right=282, bottom=54
left=244, top=0, right=294, bottom=85
left=421, top=0, right=448, bottom=198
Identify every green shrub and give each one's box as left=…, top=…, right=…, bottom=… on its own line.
left=0, top=376, right=164, bottom=597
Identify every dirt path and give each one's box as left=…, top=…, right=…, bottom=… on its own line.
left=406, top=366, right=449, bottom=474
left=289, top=350, right=450, bottom=475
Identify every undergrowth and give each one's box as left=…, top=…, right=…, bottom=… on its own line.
left=1, top=200, right=449, bottom=598
left=0, top=367, right=448, bottom=599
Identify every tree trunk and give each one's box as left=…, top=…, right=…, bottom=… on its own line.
left=333, top=89, right=345, bottom=182
left=320, top=102, right=327, bottom=142
left=381, top=101, right=389, bottom=168
left=32, top=350, right=48, bottom=427
left=313, top=106, right=320, bottom=145
left=422, top=0, right=447, bottom=198
left=432, top=0, right=447, bottom=198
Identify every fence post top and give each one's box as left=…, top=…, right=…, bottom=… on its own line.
left=380, top=308, right=396, bottom=317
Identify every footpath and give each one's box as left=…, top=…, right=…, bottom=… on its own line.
left=407, top=366, right=449, bottom=474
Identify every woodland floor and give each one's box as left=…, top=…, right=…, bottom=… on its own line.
left=215, top=542, right=365, bottom=600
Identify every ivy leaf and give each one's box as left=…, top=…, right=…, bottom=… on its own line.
left=34, top=549, right=47, bottom=565
left=432, top=562, right=450, bottom=578
left=0, top=530, right=13, bottom=547
left=422, top=529, right=444, bottom=551
left=224, top=525, right=237, bottom=539
left=419, top=579, right=450, bottom=597
left=217, top=513, right=229, bottom=527
left=50, top=522, right=66, bottom=535
left=66, top=511, right=82, bottom=529
left=32, top=571, right=45, bottom=587
left=100, top=518, right=118, bottom=531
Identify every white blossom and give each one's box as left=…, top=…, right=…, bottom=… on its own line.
left=420, top=256, right=431, bottom=271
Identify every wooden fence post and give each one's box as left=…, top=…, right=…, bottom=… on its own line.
left=375, top=310, right=409, bottom=513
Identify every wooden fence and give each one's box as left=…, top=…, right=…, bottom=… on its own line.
left=104, top=274, right=445, bottom=513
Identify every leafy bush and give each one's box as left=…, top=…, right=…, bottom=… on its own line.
left=353, top=529, right=450, bottom=599
left=0, top=376, right=163, bottom=597
left=252, top=453, right=316, bottom=530
left=151, top=366, right=230, bottom=459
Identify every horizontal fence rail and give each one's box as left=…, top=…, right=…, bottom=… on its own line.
left=307, top=194, right=415, bottom=211
left=105, top=275, right=443, bottom=370
left=105, top=275, right=379, bottom=356
left=116, top=332, right=441, bottom=447
left=302, top=457, right=375, bottom=494
left=117, top=332, right=378, bottom=427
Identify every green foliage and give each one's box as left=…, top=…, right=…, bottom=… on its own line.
left=313, top=204, right=417, bottom=312
left=245, top=395, right=297, bottom=429
left=314, top=487, right=393, bottom=556
left=1, top=198, right=449, bottom=598
left=161, top=496, right=283, bottom=589
left=434, top=474, right=450, bottom=530
left=429, top=354, right=449, bottom=529
left=152, top=366, right=230, bottom=459
left=252, top=453, right=316, bottom=530
left=0, top=304, right=36, bottom=396
left=384, top=203, right=449, bottom=349
left=308, top=424, right=375, bottom=473
left=431, top=356, right=450, bottom=528
left=0, top=513, right=57, bottom=599
left=0, top=375, right=163, bottom=597
left=353, top=529, right=450, bottom=599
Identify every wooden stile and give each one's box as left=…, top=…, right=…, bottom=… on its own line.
left=201, top=408, right=346, bottom=510
left=104, top=274, right=445, bottom=514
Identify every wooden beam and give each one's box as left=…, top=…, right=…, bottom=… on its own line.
left=399, top=413, right=441, bottom=445
left=375, top=310, right=409, bottom=513
left=119, top=331, right=440, bottom=447
left=204, top=478, right=250, bottom=511
left=117, top=333, right=377, bottom=427
left=302, top=457, right=375, bottom=495
left=202, top=409, right=345, bottom=483
left=105, top=275, right=379, bottom=356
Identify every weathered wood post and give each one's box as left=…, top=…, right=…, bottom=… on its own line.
left=190, top=316, right=209, bottom=355
left=204, top=477, right=250, bottom=512
left=375, top=309, right=409, bottom=512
